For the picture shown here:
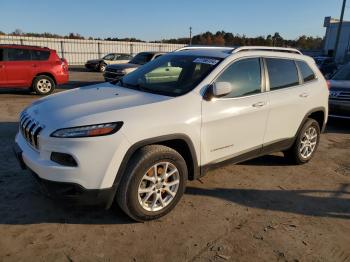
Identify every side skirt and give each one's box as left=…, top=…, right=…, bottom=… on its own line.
left=199, top=138, right=294, bottom=177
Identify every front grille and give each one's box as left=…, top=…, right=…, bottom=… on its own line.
left=19, top=112, right=43, bottom=150
left=329, top=91, right=350, bottom=102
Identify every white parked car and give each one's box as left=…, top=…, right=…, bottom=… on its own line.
left=14, top=46, right=329, bottom=221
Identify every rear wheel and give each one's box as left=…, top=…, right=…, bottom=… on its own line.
left=116, top=145, right=187, bottom=221
left=32, top=75, right=55, bottom=95
left=284, top=118, right=320, bottom=164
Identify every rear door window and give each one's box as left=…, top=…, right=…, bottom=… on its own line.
left=5, top=48, right=31, bottom=61
left=0, top=48, right=3, bottom=61
left=31, top=50, right=50, bottom=61
left=266, top=58, right=299, bottom=90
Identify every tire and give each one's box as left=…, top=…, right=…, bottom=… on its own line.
left=284, top=118, right=320, bottom=164
left=116, top=145, right=188, bottom=222
left=99, top=63, right=107, bottom=72
left=32, top=75, right=55, bottom=95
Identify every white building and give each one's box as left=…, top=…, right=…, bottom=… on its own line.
left=324, top=16, right=350, bottom=62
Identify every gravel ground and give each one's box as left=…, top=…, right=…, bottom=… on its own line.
left=0, top=68, right=349, bottom=262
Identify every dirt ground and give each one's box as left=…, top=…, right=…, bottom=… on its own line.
left=0, top=68, right=349, bottom=262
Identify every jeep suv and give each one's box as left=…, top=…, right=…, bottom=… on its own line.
left=14, top=46, right=328, bottom=221
left=0, top=44, right=69, bottom=95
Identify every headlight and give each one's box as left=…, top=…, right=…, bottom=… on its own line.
left=51, top=122, right=123, bottom=138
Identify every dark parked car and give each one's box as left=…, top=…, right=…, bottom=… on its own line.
left=314, top=56, right=338, bottom=78
left=85, top=53, right=133, bottom=72
left=103, top=51, right=164, bottom=82
left=328, top=63, right=350, bottom=119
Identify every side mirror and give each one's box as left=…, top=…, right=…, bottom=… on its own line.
left=212, top=82, right=233, bottom=97
left=203, top=82, right=232, bottom=101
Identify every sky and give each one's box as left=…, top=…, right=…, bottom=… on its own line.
left=0, top=0, right=346, bottom=41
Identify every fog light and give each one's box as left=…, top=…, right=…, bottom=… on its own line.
left=50, top=152, right=78, bottom=167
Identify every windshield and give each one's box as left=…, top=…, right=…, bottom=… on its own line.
left=119, top=54, right=222, bottom=97
left=332, top=64, right=350, bottom=80
left=129, top=53, right=155, bottom=65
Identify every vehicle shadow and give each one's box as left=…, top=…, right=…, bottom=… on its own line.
left=186, top=184, right=350, bottom=219
left=326, top=118, right=350, bottom=134
left=69, top=66, right=96, bottom=73
left=239, top=154, right=290, bottom=167
left=59, top=81, right=104, bottom=90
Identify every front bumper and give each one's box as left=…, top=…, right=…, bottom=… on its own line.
left=329, top=99, right=350, bottom=119
left=15, top=129, right=130, bottom=190
left=85, top=63, right=98, bottom=70
left=13, top=131, right=128, bottom=208
left=103, top=71, right=125, bottom=82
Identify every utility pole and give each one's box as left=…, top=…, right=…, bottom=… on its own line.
left=334, top=0, right=347, bottom=60
left=189, top=26, right=192, bottom=45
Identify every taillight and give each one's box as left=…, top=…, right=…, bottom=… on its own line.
left=326, top=80, right=331, bottom=89
left=61, top=58, right=68, bottom=72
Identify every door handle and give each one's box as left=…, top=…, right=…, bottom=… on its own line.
left=299, top=92, right=309, bottom=98
left=0, top=65, right=4, bottom=69
left=252, top=101, right=266, bottom=108
left=32, top=64, right=38, bottom=68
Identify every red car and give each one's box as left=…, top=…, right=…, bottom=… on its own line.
left=0, top=44, right=68, bottom=95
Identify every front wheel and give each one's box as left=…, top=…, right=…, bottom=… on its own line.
left=116, top=145, right=188, bottom=221
left=284, top=118, right=320, bottom=164
left=32, top=75, right=55, bottom=95
left=99, top=63, right=107, bottom=72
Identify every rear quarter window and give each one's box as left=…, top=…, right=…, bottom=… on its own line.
left=266, top=58, right=299, bottom=90
left=297, top=61, right=316, bottom=82
left=0, top=48, right=3, bottom=61
left=31, top=50, right=50, bottom=61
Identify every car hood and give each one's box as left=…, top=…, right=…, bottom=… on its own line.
left=25, top=82, right=170, bottom=130
left=87, top=59, right=102, bottom=64
left=329, top=80, right=350, bottom=90
left=106, top=63, right=139, bottom=70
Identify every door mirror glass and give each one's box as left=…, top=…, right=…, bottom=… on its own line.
left=212, top=81, right=233, bottom=97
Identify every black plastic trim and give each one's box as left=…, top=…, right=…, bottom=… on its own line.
left=30, top=171, right=116, bottom=208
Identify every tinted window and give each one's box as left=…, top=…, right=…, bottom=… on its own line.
left=332, top=64, right=350, bottom=80
left=297, top=61, right=315, bottom=82
left=31, top=50, right=50, bottom=61
left=129, top=53, right=154, bottom=65
left=215, top=58, right=262, bottom=98
left=266, top=58, right=299, bottom=90
left=103, top=54, right=115, bottom=60
left=6, top=48, right=31, bottom=61
left=118, top=54, right=132, bottom=60
left=0, top=48, right=3, bottom=61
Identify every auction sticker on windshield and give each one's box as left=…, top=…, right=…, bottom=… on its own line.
left=193, top=58, right=220, bottom=65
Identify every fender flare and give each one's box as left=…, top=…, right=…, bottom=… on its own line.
left=112, top=133, right=200, bottom=188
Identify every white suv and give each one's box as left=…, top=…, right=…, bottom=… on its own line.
left=14, top=46, right=329, bottom=221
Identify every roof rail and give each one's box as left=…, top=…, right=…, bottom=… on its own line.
left=174, top=46, right=235, bottom=52
left=232, top=46, right=302, bottom=55
left=0, top=44, right=49, bottom=49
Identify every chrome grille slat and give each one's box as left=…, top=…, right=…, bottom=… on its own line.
left=19, top=113, right=43, bottom=150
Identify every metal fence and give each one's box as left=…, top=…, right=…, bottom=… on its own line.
left=0, top=35, right=186, bottom=65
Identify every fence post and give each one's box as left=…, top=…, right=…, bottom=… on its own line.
left=97, top=42, right=101, bottom=58
left=159, top=44, right=162, bottom=52
left=130, top=43, right=133, bottom=55
left=60, top=41, right=65, bottom=58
